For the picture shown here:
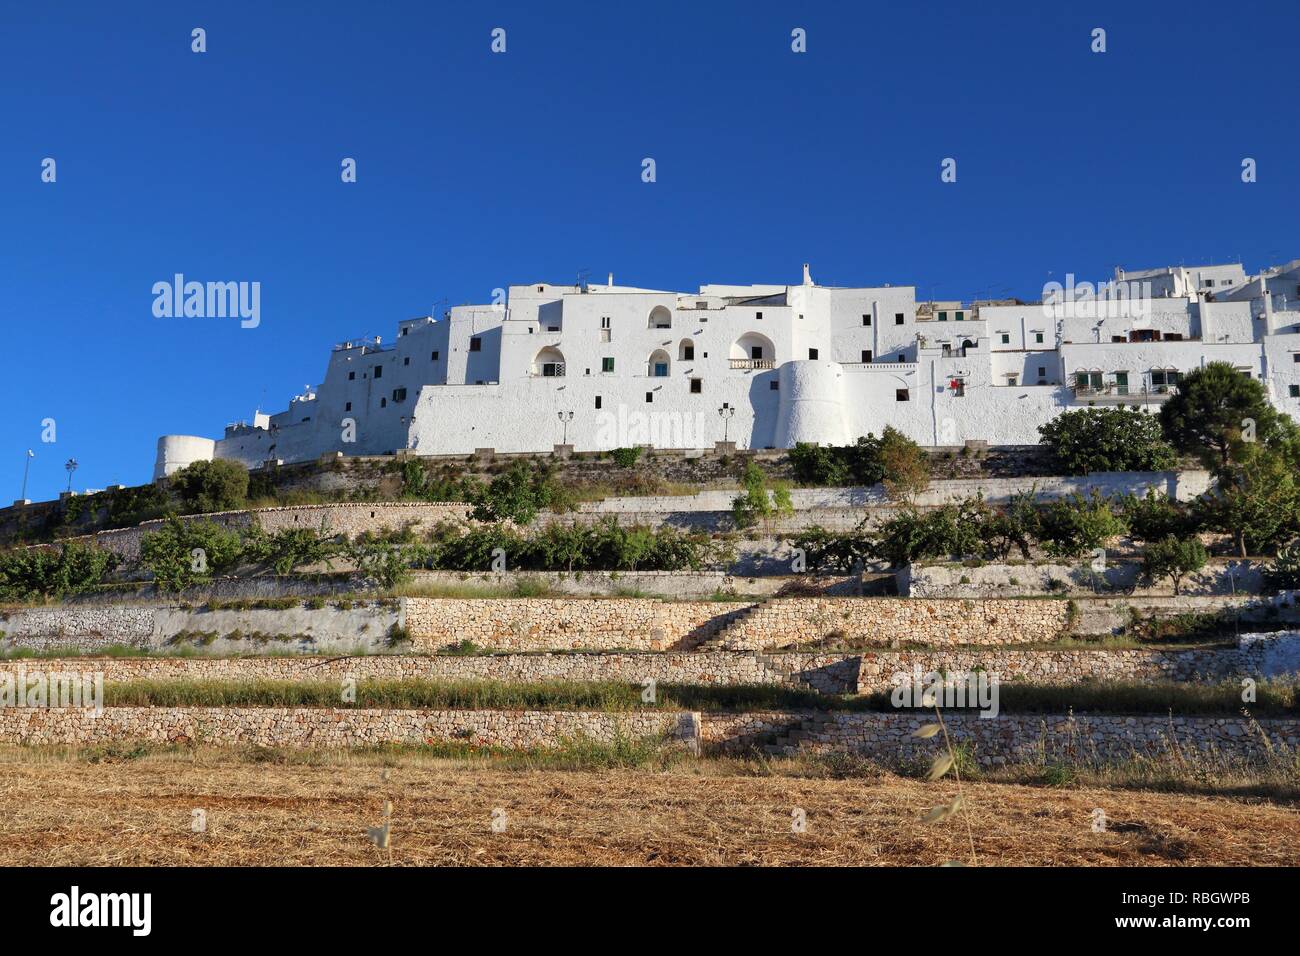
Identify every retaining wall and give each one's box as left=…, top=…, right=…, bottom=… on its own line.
left=902, top=560, right=1271, bottom=598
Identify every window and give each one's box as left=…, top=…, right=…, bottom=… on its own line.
left=602, top=357, right=615, bottom=373
left=897, top=353, right=904, bottom=362
left=1164, top=333, right=1183, bottom=341
left=1111, top=335, right=1126, bottom=343
left=938, top=312, right=947, bottom=322
left=997, top=333, right=1008, bottom=344
left=400, top=327, right=408, bottom=336
left=595, top=396, right=602, bottom=409
left=690, top=378, right=702, bottom=394
left=345, top=402, right=352, bottom=412
left=756, top=311, right=763, bottom=320
left=896, top=388, right=910, bottom=402
left=1150, top=370, right=1182, bottom=388
left=1293, top=353, right=1300, bottom=363
left=862, top=314, right=871, bottom=326
left=861, top=349, right=872, bottom=362
left=895, top=313, right=905, bottom=325
left=600, top=316, right=611, bottom=329
left=751, top=346, right=763, bottom=360
left=1291, top=385, right=1300, bottom=398
left=1034, top=332, right=1044, bottom=344
left=653, top=361, right=668, bottom=377
left=469, top=337, right=482, bottom=352
left=683, top=345, right=694, bottom=360
left=392, top=387, right=407, bottom=402
left=1204, top=279, right=1215, bottom=287
left=403, top=357, right=410, bottom=366
left=769, top=380, right=779, bottom=391
left=431, top=351, right=440, bottom=361
left=537, top=285, right=544, bottom=292
left=380, top=398, right=387, bottom=408
left=373, top=365, right=383, bottom=379
left=950, top=377, right=965, bottom=397
left=348, top=371, right=356, bottom=381
left=645, top=392, right=653, bottom=403
left=541, top=362, right=563, bottom=377
left=808, top=348, right=819, bottom=360
left=1037, top=367, right=1046, bottom=377
left=1006, top=375, right=1018, bottom=386
left=955, top=311, right=965, bottom=321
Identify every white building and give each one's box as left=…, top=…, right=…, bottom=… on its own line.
left=154, top=260, right=1300, bottom=478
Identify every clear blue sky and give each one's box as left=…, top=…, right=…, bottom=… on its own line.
left=2, top=0, right=1296, bottom=501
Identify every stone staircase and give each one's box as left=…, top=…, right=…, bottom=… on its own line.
left=759, top=711, right=840, bottom=757
left=690, top=600, right=773, bottom=651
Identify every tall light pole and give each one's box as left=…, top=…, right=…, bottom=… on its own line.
left=718, top=405, right=735, bottom=443
left=65, top=458, right=78, bottom=494
left=557, top=410, right=574, bottom=445
left=20, top=449, right=34, bottom=502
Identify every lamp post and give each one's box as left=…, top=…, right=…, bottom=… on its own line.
left=65, top=458, right=78, bottom=494
left=717, top=405, right=735, bottom=443
left=557, top=411, right=574, bottom=445
left=20, top=449, right=34, bottom=502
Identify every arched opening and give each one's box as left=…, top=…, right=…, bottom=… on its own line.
left=647, top=348, right=671, bottom=378
left=678, top=338, right=695, bottom=362
left=531, top=346, right=566, bottom=377
left=730, top=332, right=775, bottom=369
left=648, top=305, right=672, bottom=329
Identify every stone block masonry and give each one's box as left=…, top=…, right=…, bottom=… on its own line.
left=0, top=707, right=696, bottom=751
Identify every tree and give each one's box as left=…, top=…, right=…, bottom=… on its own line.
left=169, top=459, right=250, bottom=514
left=1159, top=362, right=1280, bottom=471
left=1038, top=407, right=1176, bottom=475
left=731, top=463, right=794, bottom=531
left=1120, top=489, right=1193, bottom=543
left=471, top=461, right=548, bottom=524
left=1035, top=492, right=1128, bottom=558
left=1263, top=540, right=1300, bottom=592
left=0, top=540, right=119, bottom=601
left=139, top=516, right=244, bottom=591
left=1140, top=536, right=1207, bottom=595
left=1193, top=444, right=1300, bottom=557
left=879, top=426, right=930, bottom=503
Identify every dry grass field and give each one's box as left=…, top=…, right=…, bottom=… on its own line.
left=1, top=746, right=1297, bottom=866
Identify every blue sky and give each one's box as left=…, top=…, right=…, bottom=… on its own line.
left=2, top=0, right=1296, bottom=500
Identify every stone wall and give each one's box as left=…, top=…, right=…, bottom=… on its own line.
left=709, top=597, right=1072, bottom=650
left=402, top=598, right=756, bottom=651
left=0, top=707, right=696, bottom=750
left=407, top=570, right=860, bottom=599
left=702, top=711, right=1300, bottom=765
left=902, top=559, right=1269, bottom=598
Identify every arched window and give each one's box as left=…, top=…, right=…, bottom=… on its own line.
left=647, top=348, right=671, bottom=378
left=729, top=332, right=775, bottom=369
left=531, top=346, right=566, bottom=377
left=648, top=305, right=672, bottom=329
left=678, top=338, right=695, bottom=362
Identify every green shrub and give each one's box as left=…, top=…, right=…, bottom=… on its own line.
left=1264, top=540, right=1300, bottom=592
left=169, top=459, right=249, bottom=515
left=609, top=447, right=643, bottom=468
left=139, top=516, right=244, bottom=591
left=1038, top=407, right=1176, bottom=475
left=0, top=540, right=119, bottom=601
left=1140, top=536, right=1208, bottom=595
left=1034, top=492, right=1127, bottom=558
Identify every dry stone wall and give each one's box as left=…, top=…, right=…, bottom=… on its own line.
left=902, top=560, right=1268, bottom=598
left=702, top=711, right=1300, bottom=766
left=403, top=598, right=755, bottom=651
left=0, top=707, right=696, bottom=750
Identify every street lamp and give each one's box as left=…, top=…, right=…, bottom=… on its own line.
left=557, top=411, right=574, bottom=445
left=65, top=458, right=78, bottom=494
left=717, top=404, right=735, bottom=443
left=20, top=449, right=34, bottom=502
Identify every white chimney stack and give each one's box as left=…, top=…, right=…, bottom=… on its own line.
left=802, top=263, right=813, bottom=286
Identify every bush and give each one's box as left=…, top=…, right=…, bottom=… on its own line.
left=730, top=463, right=793, bottom=531
left=0, top=540, right=119, bottom=601
left=867, top=503, right=976, bottom=567
left=878, top=427, right=929, bottom=503
left=139, top=516, right=244, bottom=591
left=400, top=459, right=483, bottom=502
left=1039, top=407, right=1176, bottom=475
left=787, top=526, right=871, bottom=574
left=1140, top=536, right=1208, bottom=595
left=470, top=461, right=563, bottom=524
left=169, top=459, right=249, bottom=514
left=1264, top=540, right=1300, bottom=592
left=1035, top=492, right=1127, bottom=558
left=1120, top=490, right=1192, bottom=543
left=788, top=435, right=887, bottom=487
left=241, top=526, right=340, bottom=575
left=609, top=447, right=643, bottom=468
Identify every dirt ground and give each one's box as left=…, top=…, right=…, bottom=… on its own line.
left=0, top=750, right=1296, bottom=866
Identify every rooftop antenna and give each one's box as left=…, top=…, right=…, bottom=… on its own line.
left=431, top=297, right=448, bottom=320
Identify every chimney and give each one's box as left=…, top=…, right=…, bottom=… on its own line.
left=802, top=263, right=813, bottom=286
left=607, top=272, right=614, bottom=287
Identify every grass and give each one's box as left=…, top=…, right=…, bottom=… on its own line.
left=69, top=677, right=1300, bottom=717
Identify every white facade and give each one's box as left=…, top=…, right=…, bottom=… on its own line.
left=154, top=260, right=1300, bottom=477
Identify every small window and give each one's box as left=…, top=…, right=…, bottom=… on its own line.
left=345, top=402, right=352, bottom=412
left=938, top=311, right=948, bottom=322
left=1293, top=353, right=1300, bottom=363
left=861, top=349, right=872, bottom=362
left=404, top=357, right=410, bottom=366
left=769, top=380, right=779, bottom=391
left=955, top=311, right=964, bottom=321
left=380, top=398, right=387, bottom=408
left=896, top=388, right=910, bottom=402
left=348, top=371, right=356, bottom=381
left=756, top=311, right=763, bottom=320
left=684, top=345, right=695, bottom=360
left=1038, top=366, right=1046, bottom=376
left=690, top=378, right=702, bottom=394
left=1034, top=332, right=1044, bottom=344
left=602, top=357, right=615, bottom=373
left=1000, top=333, right=1010, bottom=345
left=537, top=285, right=544, bottom=292
left=895, top=313, right=905, bottom=325
left=808, top=348, right=819, bottom=360
left=897, top=353, right=904, bottom=362
left=645, top=392, right=653, bottom=403
left=1291, top=385, right=1300, bottom=398
left=374, top=365, right=383, bottom=379
left=392, top=387, right=407, bottom=402
left=751, top=346, right=763, bottom=360
left=400, top=327, right=408, bottom=336
left=469, top=337, right=482, bottom=352
left=595, top=396, right=602, bottom=409
left=862, top=314, right=871, bottom=326
left=431, top=351, right=440, bottom=361
left=600, top=316, right=611, bottom=329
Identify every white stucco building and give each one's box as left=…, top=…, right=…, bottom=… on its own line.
left=155, top=259, right=1300, bottom=478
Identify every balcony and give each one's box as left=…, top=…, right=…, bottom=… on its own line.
left=530, top=363, right=566, bottom=378
left=1072, top=384, right=1176, bottom=403
left=730, top=358, right=775, bottom=370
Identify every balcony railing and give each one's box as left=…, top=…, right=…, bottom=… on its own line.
left=530, top=363, right=566, bottom=378
left=1072, top=384, right=1176, bottom=401
left=730, top=358, right=775, bottom=370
